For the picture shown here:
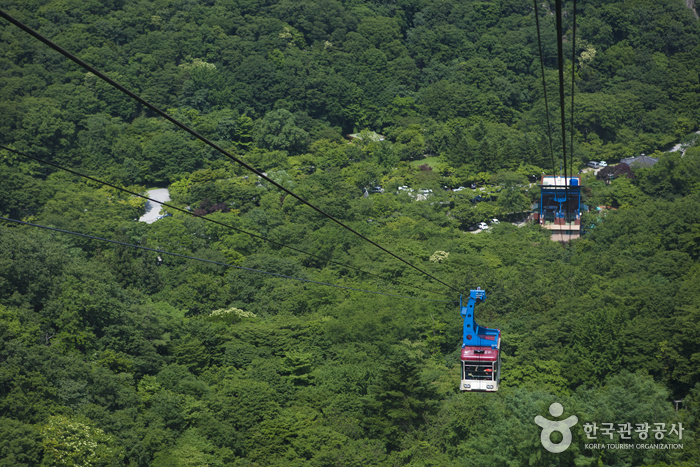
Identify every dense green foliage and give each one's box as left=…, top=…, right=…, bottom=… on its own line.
left=1, top=0, right=699, bottom=185
left=2, top=0, right=700, bottom=465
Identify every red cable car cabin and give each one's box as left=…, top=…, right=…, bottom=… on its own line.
left=460, top=288, right=501, bottom=392
left=461, top=344, right=501, bottom=392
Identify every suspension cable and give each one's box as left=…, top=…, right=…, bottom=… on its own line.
left=570, top=0, right=578, bottom=184
left=0, top=145, right=450, bottom=297
left=533, top=0, right=558, bottom=182
left=554, top=0, right=571, bottom=221
left=0, top=10, right=463, bottom=295
left=0, top=217, right=458, bottom=303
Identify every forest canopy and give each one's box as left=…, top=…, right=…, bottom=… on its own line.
left=1, top=0, right=700, bottom=465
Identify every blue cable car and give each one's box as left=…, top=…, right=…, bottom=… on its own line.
left=460, top=288, right=501, bottom=392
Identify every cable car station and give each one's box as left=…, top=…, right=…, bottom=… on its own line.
left=532, top=175, right=583, bottom=242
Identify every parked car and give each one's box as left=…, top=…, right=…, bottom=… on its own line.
left=491, top=218, right=500, bottom=225
left=478, top=222, right=488, bottom=230
left=587, top=161, right=600, bottom=169
left=470, top=183, right=477, bottom=189
left=368, top=186, right=384, bottom=193
left=599, top=161, right=608, bottom=167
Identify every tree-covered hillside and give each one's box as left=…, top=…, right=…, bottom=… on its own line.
left=1, top=0, right=700, bottom=465
left=1, top=0, right=699, bottom=183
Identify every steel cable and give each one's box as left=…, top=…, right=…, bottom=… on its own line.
left=0, top=10, right=463, bottom=295
left=0, top=145, right=450, bottom=297
left=0, top=217, right=458, bottom=303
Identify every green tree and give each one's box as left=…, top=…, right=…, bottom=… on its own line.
left=0, top=417, right=43, bottom=466
left=494, top=171, right=530, bottom=214
left=41, top=415, right=124, bottom=466
left=255, top=109, right=309, bottom=154
left=143, top=132, right=199, bottom=184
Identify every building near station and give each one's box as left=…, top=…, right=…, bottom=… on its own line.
left=531, top=175, right=583, bottom=241
left=620, top=154, right=659, bottom=168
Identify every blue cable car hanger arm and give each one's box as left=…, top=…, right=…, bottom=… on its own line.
left=460, top=288, right=499, bottom=349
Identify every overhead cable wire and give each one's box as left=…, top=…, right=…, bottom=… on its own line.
left=0, top=145, right=449, bottom=297
left=569, top=0, right=577, bottom=184
left=554, top=0, right=571, bottom=221
left=0, top=10, right=462, bottom=295
left=0, top=217, right=458, bottom=304
left=532, top=0, right=559, bottom=184
left=480, top=4, right=564, bottom=299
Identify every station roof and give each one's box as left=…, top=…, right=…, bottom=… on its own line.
left=539, top=175, right=581, bottom=187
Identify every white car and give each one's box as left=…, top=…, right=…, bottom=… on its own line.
left=491, top=219, right=500, bottom=224
left=478, top=222, right=489, bottom=230
left=599, top=161, right=608, bottom=167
